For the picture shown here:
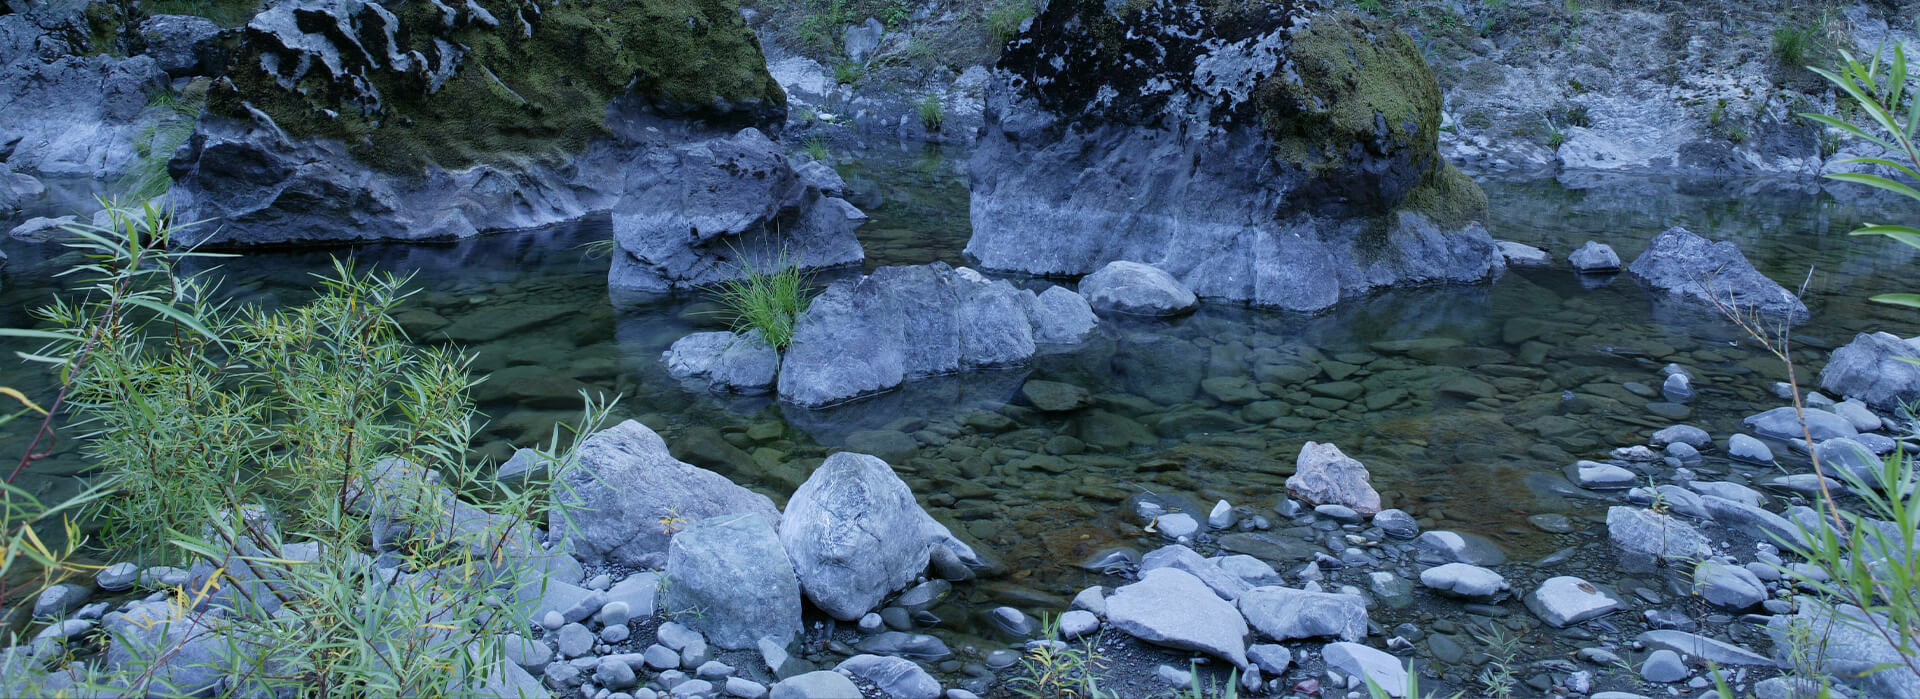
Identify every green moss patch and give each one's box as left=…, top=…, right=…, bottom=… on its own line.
left=1256, top=12, right=1440, bottom=171
left=1396, top=161, right=1488, bottom=229
left=211, top=0, right=784, bottom=174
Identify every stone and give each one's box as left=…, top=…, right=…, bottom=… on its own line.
left=726, top=677, right=769, bottom=699
left=1322, top=642, right=1409, bottom=697
left=1248, top=644, right=1292, bottom=675
left=1640, top=649, right=1688, bottom=683
left=1238, top=586, right=1367, bottom=642
left=33, top=584, right=89, bottom=619
left=1814, top=437, right=1884, bottom=484
left=986, top=607, right=1034, bottom=638
left=1140, top=545, right=1252, bottom=601
left=1076, top=261, right=1199, bottom=316
left=1497, top=241, right=1550, bottom=266
left=1027, top=285, right=1101, bottom=345
left=1208, top=500, right=1239, bottom=528
left=1699, top=496, right=1809, bottom=550
left=1627, top=227, right=1808, bottom=323
left=843, top=17, right=883, bottom=61
left=550, top=421, right=780, bottom=568
left=665, top=513, right=802, bottom=650
left=1155, top=513, right=1200, bottom=540
left=1766, top=601, right=1920, bottom=698
left=1662, top=373, right=1693, bottom=402
left=556, top=623, right=594, bottom=657
left=1820, top=332, right=1920, bottom=410
left=605, top=573, right=660, bottom=619
left=10, top=216, right=74, bottom=242
left=1651, top=425, right=1710, bottom=448
left=1743, top=406, right=1855, bottom=442
left=1635, top=630, right=1774, bottom=666
left=1826, top=398, right=1876, bottom=432
left=1728, top=434, right=1774, bottom=463
left=1693, top=561, right=1765, bottom=610
left=778, top=263, right=1091, bottom=408
left=1568, top=460, right=1637, bottom=490
left=1606, top=507, right=1711, bottom=571
left=964, top=1, right=1500, bottom=313
left=770, top=671, right=862, bottom=699
left=1414, top=530, right=1507, bottom=566
left=1286, top=442, right=1382, bottom=515
left=645, top=644, right=681, bottom=670
left=1372, top=509, right=1419, bottom=539
left=599, top=601, right=631, bottom=628
left=104, top=600, right=276, bottom=695
left=1569, top=241, right=1621, bottom=272
left=666, top=332, right=735, bottom=380
left=1021, top=380, right=1091, bottom=412
left=1525, top=576, right=1621, bottom=627
left=1105, top=568, right=1249, bottom=667
left=781, top=452, right=963, bottom=620
left=836, top=654, right=941, bottom=699
left=853, top=632, right=952, bottom=663
left=1418, top=563, right=1510, bottom=601
left=96, top=563, right=138, bottom=591
left=708, top=331, right=782, bottom=394
left=138, top=15, right=224, bottom=77
left=1060, top=610, right=1100, bottom=639
left=1071, top=587, right=1106, bottom=616
left=596, top=657, right=639, bottom=689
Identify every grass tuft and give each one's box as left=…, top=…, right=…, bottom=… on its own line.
left=707, top=255, right=814, bottom=350
left=916, top=94, right=945, bottom=132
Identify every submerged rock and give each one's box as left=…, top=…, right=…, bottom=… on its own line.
left=1819, top=332, right=1920, bottom=411
left=965, top=0, right=1500, bottom=312
left=777, top=263, right=1097, bottom=408
left=1568, top=241, right=1621, bottom=272
left=549, top=420, right=781, bottom=568
left=664, top=329, right=781, bottom=394
left=1627, top=227, right=1809, bottom=323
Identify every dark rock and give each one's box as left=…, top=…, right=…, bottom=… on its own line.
left=137, top=15, right=224, bottom=77
left=965, top=1, right=1500, bottom=312
left=1627, top=227, right=1809, bottom=323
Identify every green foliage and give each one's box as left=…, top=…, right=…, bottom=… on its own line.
left=1555, top=102, right=1592, bottom=128
left=1774, top=22, right=1825, bottom=68
left=916, top=94, right=945, bottom=131
left=117, top=82, right=208, bottom=199
left=1800, top=43, right=1920, bottom=310
left=1363, top=670, right=1463, bottom=699
left=832, top=60, right=865, bottom=85
left=802, top=135, right=832, bottom=162
left=0, top=203, right=609, bottom=694
left=707, top=255, right=815, bottom=350
left=1006, top=615, right=1113, bottom=699
left=1543, top=118, right=1568, bottom=148
left=987, top=1, right=1036, bottom=46
left=1176, top=662, right=1238, bottom=699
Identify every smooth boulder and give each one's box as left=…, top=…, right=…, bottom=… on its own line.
left=781, top=452, right=954, bottom=620
left=549, top=421, right=781, bottom=568
left=1819, top=332, right=1920, bottom=411
left=665, top=513, right=802, bottom=650
left=1077, top=261, right=1198, bottom=316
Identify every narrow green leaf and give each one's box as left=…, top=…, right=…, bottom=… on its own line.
left=0, top=328, right=81, bottom=342
left=1836, top=157, right=1920, bottom=181
left=1801, top=113, right=1896, bottom=150
left=1825, top=172, right=1920, bottom=202
left=1849, top=224, right=1920, bottom=250
left=1869, top=293, right=1920, bottom=308
left=122, top=297, right=222, bottom=343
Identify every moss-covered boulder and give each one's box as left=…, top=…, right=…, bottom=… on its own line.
left=965, top=0, right=1499, bottom=312
left=167, top=0, right=794, bottom=244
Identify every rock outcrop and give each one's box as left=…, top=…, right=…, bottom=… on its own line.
left=164, top=0, right=807, bottom=248
left=608, top=130, right=866, bottom=292
left=0, top=9, right=173, bottom=181
left=1627, top=227, right=1808, bottom=323
left=966, top=1, right=1501, bottom=313
left=775, top=263, right=1100, bottom=408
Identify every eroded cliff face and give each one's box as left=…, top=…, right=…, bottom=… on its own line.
left=155, top=0, right=806, bottom=245
left=966, top=0, right=1499, bottom=313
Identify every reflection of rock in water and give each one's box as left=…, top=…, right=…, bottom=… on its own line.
left=780, top=368, right=1028, bottom=448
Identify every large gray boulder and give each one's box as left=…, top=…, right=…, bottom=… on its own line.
left=1237, top=586, right=1368, bottom=642
left=964, top=0, right=1501, bottom=313
left=1820, top=332, right=1920, bottom=411
left=1105, top=568, right=1249, bottom=668
left=777, top=263, right=1097, bottom=408
left=665, top=513, right=803, bottom=650
left=103, top=600, right=282, bottom=696
left=137, top=15, right=225, bottom=77
left=609, top=128, right=867, bottom=292
left=1627, top=227, right=1808, bottom=323
left=549, top=420, right=781, bottom=568
left=1285, top=442, right=1382, bottom=515
left=0, top=47, right=170, bottom=180
left=781, top=452, right=952, bottom=620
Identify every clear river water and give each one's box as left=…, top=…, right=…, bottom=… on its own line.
left=2, top=145, right=1917, bottom=663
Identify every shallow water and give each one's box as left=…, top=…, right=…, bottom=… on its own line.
left=2, top=147, right=1917, bottom=657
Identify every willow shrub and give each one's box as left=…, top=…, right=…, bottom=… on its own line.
left=1, top=203, right=605, bottom=696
